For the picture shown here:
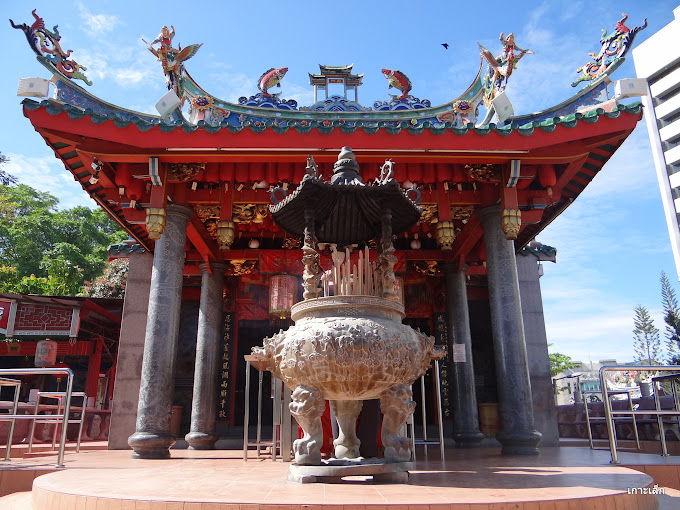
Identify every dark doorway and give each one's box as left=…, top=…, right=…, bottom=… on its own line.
left=233, top=319, right=291, bottom=426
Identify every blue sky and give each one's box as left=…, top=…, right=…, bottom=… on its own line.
left=1, top=1, right=679, bottom=364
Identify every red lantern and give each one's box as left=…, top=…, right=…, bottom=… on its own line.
left=203, top=163, right=219, bottom=183
left=269, top=275, right=298, bottom=319
left=538, top=164, right=556, bottom=188
left=219, top=162, right=235, bottom=182
left=115, top=162, right=133, bottom=193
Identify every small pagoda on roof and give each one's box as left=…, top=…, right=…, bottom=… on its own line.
left=308, top=64, right=365, bottom=103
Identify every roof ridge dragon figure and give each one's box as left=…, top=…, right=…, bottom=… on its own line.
left=572, top=12, right=647, bottom=87
left=10, top=9, right=92, bottom=86
left=143, top=25, right=202, bottom=100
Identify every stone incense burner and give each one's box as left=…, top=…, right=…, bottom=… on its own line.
left=252, top=147, right=445, bottom=474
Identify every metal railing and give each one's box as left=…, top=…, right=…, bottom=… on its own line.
left=600, top=365, right=680, bottom=464
left=0, top=368, right=76, bottom=468
left=27, top=391, right=87, bottom=455
left=583, top=388, right=640, bottom=451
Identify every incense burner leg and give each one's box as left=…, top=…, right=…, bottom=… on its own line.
left=330, top=399, right=363, bottom=459
left=289, top=385, right=325, bottom=465
left=380, top=384, right=416, bottom=463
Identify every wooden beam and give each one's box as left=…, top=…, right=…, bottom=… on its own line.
left=449, top=215, right=483, bottom=271
left=187, top=216, right=220, bottom=263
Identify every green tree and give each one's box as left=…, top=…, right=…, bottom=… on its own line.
left=633, top=305, right=661, bottom=365
left=82, top=258, right=129, bottom=298
left=0, top=152, right=18, bottom=186
left=0, top=184, right=126, bottom=296
left=548, top=344, right=580, bottom=376
left=661, top=271, right=680, bottom=364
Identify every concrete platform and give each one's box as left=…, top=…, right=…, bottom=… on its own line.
left=0, top=445, right=678, bottom=509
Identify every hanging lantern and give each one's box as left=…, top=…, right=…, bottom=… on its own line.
left=435, top=221, right=456, bottom=250
left=269, top=275, right=298, bottom=319
left=394, top=277, right=404, bottom=304
left=216, top=220, right=236, bottom=250
left=35, top=338, right=58, bottom=367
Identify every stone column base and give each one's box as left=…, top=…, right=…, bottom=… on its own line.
left=128, top=431, right=176, bottom=459
left=453, top=430, right=485, bottom=448
left=498, top=429, right=542, bottom=456
left=185, top=431, right=218, bottom=450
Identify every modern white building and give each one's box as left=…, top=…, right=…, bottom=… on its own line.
left=633, top=6, right=680, bottom=278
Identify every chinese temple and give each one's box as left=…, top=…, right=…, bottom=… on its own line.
left=11, top=11, right=646, bottom=461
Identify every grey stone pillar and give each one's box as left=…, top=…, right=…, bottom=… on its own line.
left=478, top=205, right=542, bottom=455
left=516, top=250, right=560, bottom=446
left=444, top=264, right=484, bottom=447
left=108, top=250, right=153, bottom=450
left=185, top=262, right=227, bottom=449
left=128, top=204, right=193, bottom=459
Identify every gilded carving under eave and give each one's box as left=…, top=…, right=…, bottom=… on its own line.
left=413, top=261, right=441, bottom=276
left=195, top=205, right=221, bottom=223
left=450, top=205, right=475, bottom=223
left=168, top=162, right=206, bottom=182
left=419, top=204, right=438, bottom=224
left=229, top=259, right=257, bottom=275
left=204, top=218, right=218, bottom=238
left=465, top=164, right=501, bottom=183
left=282, top=237, right=302, bottom=249
left=233, top=203, right=268, bottom=223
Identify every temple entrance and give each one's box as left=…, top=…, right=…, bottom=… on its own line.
left=233, top=319, right=291, bottom=427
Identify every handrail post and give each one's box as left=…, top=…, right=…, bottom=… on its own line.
left=56, top=369, right=74, bottom=468
left=2, top=378, right=21, bottom=461
left=654, top=381, right=669, bottom=457
left=582, top=392, right=594, bottom=449
left=599, top=366, right=619, bottom=464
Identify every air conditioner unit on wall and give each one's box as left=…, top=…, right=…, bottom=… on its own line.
left=492, top=91, right=514, bottom=123
left=17, top=77, right=50, bottom=98
left=155, top=90, right=181, bottom=117
left=614, top=78, right=648, bottom=100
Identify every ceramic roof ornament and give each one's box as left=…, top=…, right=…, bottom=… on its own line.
left=10, top=10, right=92, bottom=86
left=381, top=68, right=413, bottom=100
left=477, top=32, right=533, bottom=125
left=257, top=67, right=289, bottom=98
left=143, top=25, right=202, bottom=100
left=572, top=13, right=647, bottom=87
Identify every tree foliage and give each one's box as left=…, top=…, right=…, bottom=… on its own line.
left=661, top=271, right=680, bottom=364
left=632, top=304, right=661, bottom=365
left=0, top=152, right=18, bottom=186
left=548, top=344, right=580, bottom=376
left=0, top=183, right=126, bottom=296
left=82, top=258, right=128, bottom=298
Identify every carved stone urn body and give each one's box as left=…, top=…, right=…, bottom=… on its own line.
left=253, top=294, right=444, bottom=465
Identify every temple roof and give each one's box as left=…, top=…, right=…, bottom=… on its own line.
left=11, top=10, right=646, bottom=277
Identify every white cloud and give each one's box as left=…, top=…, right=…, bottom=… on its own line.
left=77, top=3, right=120, bottom=36
left=113, top=68, right=155, bottom=88
left=75, top=42, right=163, bottom=94
left=4, top=153, right=96, bottom=210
